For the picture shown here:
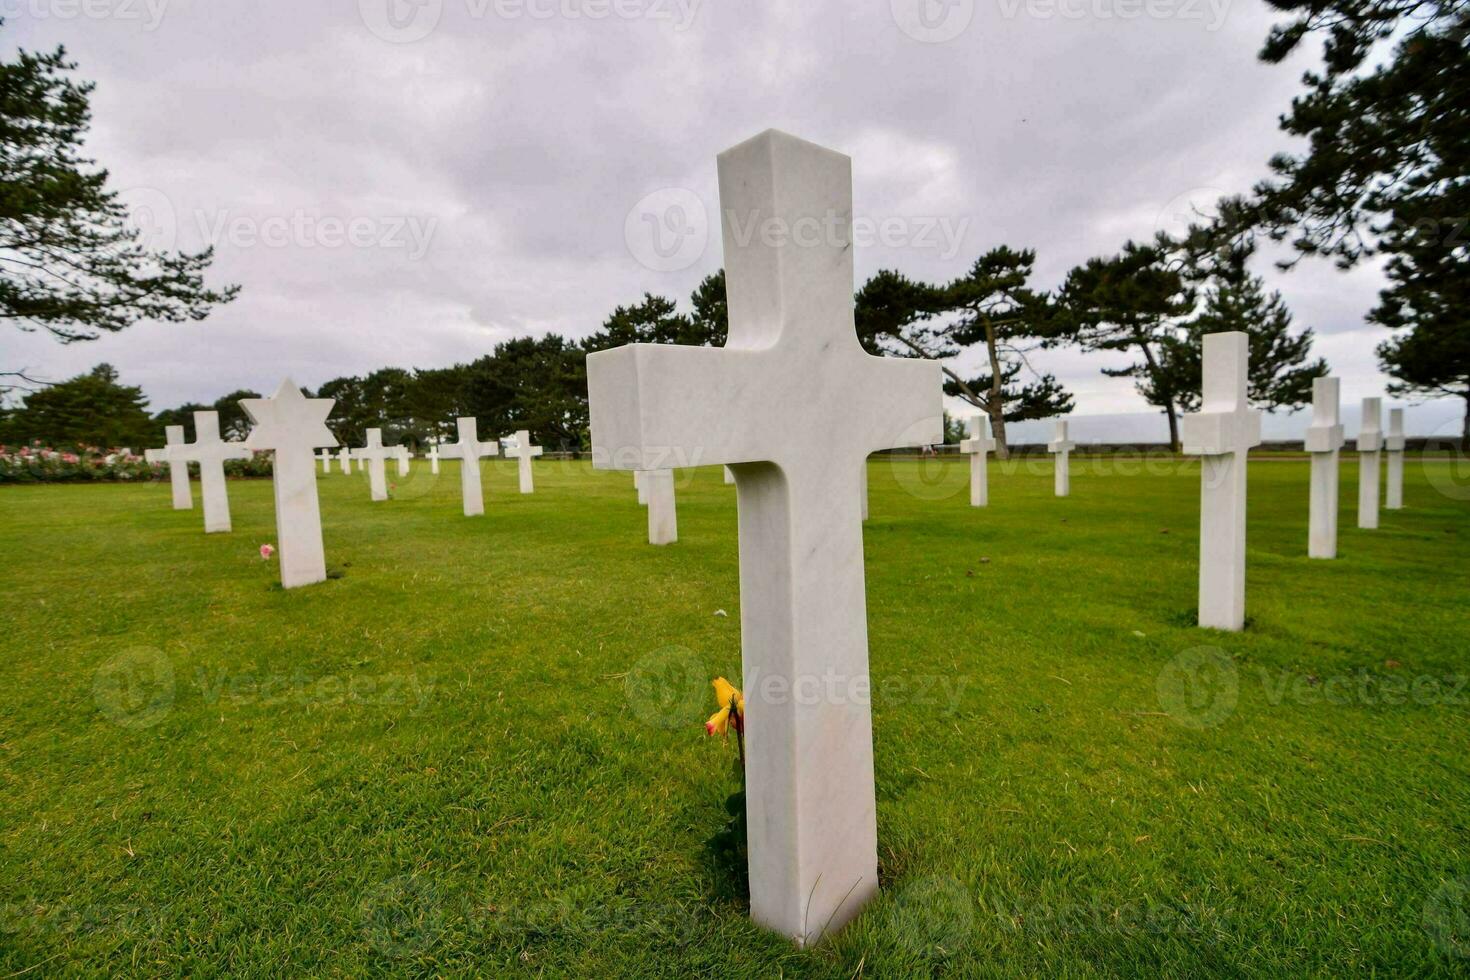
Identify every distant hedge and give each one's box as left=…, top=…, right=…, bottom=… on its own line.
left=0, top=444, right=274, bottom=484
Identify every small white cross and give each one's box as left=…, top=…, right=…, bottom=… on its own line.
left=164, top=411, right=251, bottom=533
left=351, top=428, right=396, bottom=501
left=960, top=414, right=995, bottom=507
left=1385, top=407, right=1406, bottom=510
left=426, top=443, right=441, bottom=475
left=146, top=424, right=193, bottom=510
left=1180, top=331, right=1262, bottom=630
left=505, top=429, right=543, bottom=494
left=337, top=447, right=352, bottom=474
left=1357, top=397, right=1383, bottom=529
left=395, top=445, right=414, bottom=477
left=438, top=417, right=500, bottom=516
left=1304, top=377, right=1344, bottom=558
left=1047, top=419, right=1075, bottom=497
left=316, top=449, right=333, bottom=474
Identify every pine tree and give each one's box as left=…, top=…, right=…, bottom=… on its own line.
left=1, top=363, right=154, bottom=447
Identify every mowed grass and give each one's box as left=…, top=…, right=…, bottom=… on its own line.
left=1, top=454, right=1467, bottom=977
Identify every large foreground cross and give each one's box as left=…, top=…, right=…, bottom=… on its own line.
left=587, top=129, right=941, bottom=944
left=241, top=380, right=338, bottom=588
left=439, top=417, right=499, bottom=516
left=172, top=411, right=251, bottom=534
left=145, top=425, right=193, bottom=510
left=1181, top=331, right=1261, bottom=630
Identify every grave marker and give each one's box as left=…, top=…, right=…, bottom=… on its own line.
left=241, top=380, right=338, bottom=588
left=146, top=425, right=193, bottom=510
left=960, top=414, right=994, bottom=507
left=507, top=429, right=542, bottom=493
left=438, top=417, right=499, bottom=516
left=351, top=428, right=395, bottom=502
left=1180, top=331, right=1261, bottom=631
left=1385, top=407, right=1406, bottom=510
left=1358, top=397, right=1382, bottom=529
left=172, top=411, right=251, bottom=533
left=586, top=130, right=941, bottom=944
left=1048, top=419, right=1075, bottom=497
left=1304, top=377, right=1344, bottom=559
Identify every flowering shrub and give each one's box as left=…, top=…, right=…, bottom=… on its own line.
left=0, top=442, right=275, bottom=484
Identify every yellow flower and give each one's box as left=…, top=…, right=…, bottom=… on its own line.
left=704, top=676, right=745, bottom=737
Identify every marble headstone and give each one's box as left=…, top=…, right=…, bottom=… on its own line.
left=1304, top=377, right=1344, bottom=559
left=172, top=411, right=251, bottom=534
left=338, top=447, right=352, bottom=474
left=352, top=428, right=394, bottom=502
left=241, top=380, right=339, bottom=588
left=960, top=414, right=994, bottom=507
left=1048, top=419, right=1075, bottom=497
left=395, top=445, right=413, bottom=477
left=1357, top=397, right=1382, bottom=530
left=1385, top=407, right=1406, bottom=510
left=427, top=443, right=441, bottom=475
left=438, top=417, right=499, bottom=516
left=316, top=449, right=332, bottom=474
left=507, top=429, right=543, bottom=494
left=643, top=469, right=677, bottom=545
left=1180, top=331, right=1261, bottom=631
left=586, top=130, right=941, bottom=945
left=147, top=425, right=193, bottom=510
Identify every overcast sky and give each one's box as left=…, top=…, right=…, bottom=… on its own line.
left=5, top=0, right=1458, bottom=439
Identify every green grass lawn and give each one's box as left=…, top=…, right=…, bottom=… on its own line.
left=2, top=456, right=1467, bottom=976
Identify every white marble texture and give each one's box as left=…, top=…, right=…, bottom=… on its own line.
left=395, top=446, right=413, bottom=477
left=586, top=130, right=941, bottom=945
left=147, top=425, right=193, bottom=510
left=316, top=449, right=332, bottom=474
left=644, top=468, right=677, bottom=544
left=1358, top=397, right=1383, bottom=529
left=241, top=380, right=339, bottom=589
left=1385, top=407, right=1406, bottom=510
left=169, top=411, right=251, bottom=533
left=1304, top=377, right=1344, bottom=559
left=427, top=443, right=441, bottom=475
left=1180, top=331, right=1262, bottom=631
left=507, top=430, right=543, bottom=493
left=634, top=469, right=649, bottom=505
left=724, top=465, right=736, bottom=484
left=338, top=447, right=352, bottom=474
left=1048, top=419, right=1075, bottom=497
left=961, top=414, right=994, bottom=507
left=438, top=417, right=499, bottom=516
left=352, top=428, right=394, bottom=502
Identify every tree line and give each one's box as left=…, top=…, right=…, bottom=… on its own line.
left=2, top=245, right=1329, bottom=455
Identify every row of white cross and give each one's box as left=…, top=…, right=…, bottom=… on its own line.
left=137, top=131, right=1416, bottom=950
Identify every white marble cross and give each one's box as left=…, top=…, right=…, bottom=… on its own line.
left=642, top=468, right=677, bottom=545
left=1304, top=377, right=1344, bottom=559
left=171, top=411, right=251, bottom=533
left=316, top=449, right=332, bottom=474
left=960, top=414, right=995, bottom=507
left=241, top=380, right=338, bottom=588
left=1357, top=397, right=1383, bottom=529
left=507, top=429, right=543, bottom=493
left=1048, top=419, right=1075, bottom=497
left=1181, top=331, right=1261, bottom=631
left=338, top=447, right=352, bottom=474
left=146, top=424, right=193, bottom=510
left=351, top=428, right=395, bottom=502
left=1385, top=407, right=1406, bottom=510
left=395, top=445, right=414, bottom=477
left=438, top=417, right=499, bottom=516
left=427, top=442, right=441, bottom=475
left=587, top=130, right=941, bottom=945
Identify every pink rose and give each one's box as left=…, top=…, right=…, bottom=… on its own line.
left=260, top=544, right=276, bottom=560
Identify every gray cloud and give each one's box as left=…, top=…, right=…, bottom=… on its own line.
left=5, top=0, right=1456, bottom=435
